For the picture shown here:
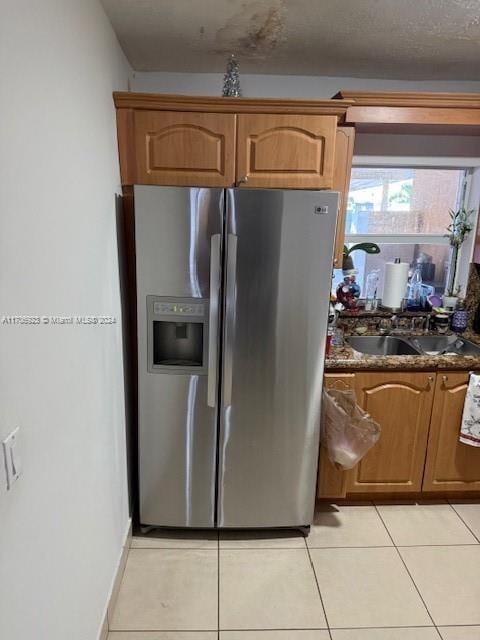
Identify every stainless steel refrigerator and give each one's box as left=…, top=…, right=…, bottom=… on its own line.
left=135, top=185, right=338, bottom=529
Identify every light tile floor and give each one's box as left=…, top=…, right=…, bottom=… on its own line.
left=109, top=500, right=480, bottom=639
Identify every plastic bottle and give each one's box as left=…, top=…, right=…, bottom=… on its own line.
left=364, top=270, right=380, bottom=311
left=407, top=266, right=423, bottom=311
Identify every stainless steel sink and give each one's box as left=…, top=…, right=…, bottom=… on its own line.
left=409, top=335, right=480, bottom=356
left=346, top=334, right=480, bottom=358
left=347, top=335, right=421, bottom=356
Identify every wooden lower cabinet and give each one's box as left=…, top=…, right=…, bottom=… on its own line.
left=317, top=374, right=356, bottom=498
left=423, top=372, right=480, bottom=492
left=318, top=369, right=480, bottom=499
left=346, top=371, right=435, bottom=493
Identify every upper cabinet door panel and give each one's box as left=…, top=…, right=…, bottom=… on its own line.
left=332, top=127, right=355, bottom=267
left=236, top=114, right=337, bottom=189
left=134, top=111, right=236, bottom=187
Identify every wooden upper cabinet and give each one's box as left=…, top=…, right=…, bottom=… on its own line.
left=332, top=127, right=355, bottom=267
left=423, top=372, right=480, bottom=492
left=113, top=92, right=350, bottom=189
left=347, top=371, right=435, bottom=493
left=131, top=110, right=236, bottom=187
left=236, top=113, right=337, bottom=189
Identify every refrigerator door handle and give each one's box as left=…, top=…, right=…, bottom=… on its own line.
left=223, top=233, right=237, bottom=407
left=207, top=233, right=221, bottom=407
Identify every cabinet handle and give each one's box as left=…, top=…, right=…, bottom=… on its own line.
left=222, top=233, right=237, bottom=408
left=238, top=175, right=248, bottom=184
left=426, top=376, right=434, bottom=389
left=441, top=374, right=448, bottom=389
left=207, top=234, right=221, bottom=407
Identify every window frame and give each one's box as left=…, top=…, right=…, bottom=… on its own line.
left=341, top=162, right=475, bottom=296
left=344, top=163, right=471, bottom=247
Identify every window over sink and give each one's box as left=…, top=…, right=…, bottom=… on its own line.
left=334, top=166, right=470, bottom=298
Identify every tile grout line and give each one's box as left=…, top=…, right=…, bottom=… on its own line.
left=109, top=628, right=219, bottom=634
left=447, top=500, right=480, bottom=544
left=373, top=503, right=441, bottom=636
left=328, top=624, right=444, bottom=631
left=130, top=542, right=479, bottom=551
left=438, top=623, right=480, bottom=628
left=304, top=535, right=333, bottom=640
left=306, top=543, right=479, bottom=549
left=130, top=544, right=219, bottom=550
left=219, top=627, right=340, bottom=632
left=109, top=626, right=456, bottom=633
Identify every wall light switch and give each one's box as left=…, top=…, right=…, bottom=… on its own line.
left=2, top=427, right=22, bottom=490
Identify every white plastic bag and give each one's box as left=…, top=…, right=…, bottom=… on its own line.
left=321, top=388, right=381, bottom=470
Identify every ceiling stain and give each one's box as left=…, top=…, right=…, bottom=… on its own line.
left=214, top=0, right=287, bottom=59
left=100, top=0, right=480, bottom=79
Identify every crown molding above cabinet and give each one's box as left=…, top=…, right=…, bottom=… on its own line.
left=334, top=90, right=480, bottom=133
left=113, top=91, right=352, bottom=116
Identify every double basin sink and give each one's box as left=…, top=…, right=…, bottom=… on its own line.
left=347, top=334, right=480, bottom=357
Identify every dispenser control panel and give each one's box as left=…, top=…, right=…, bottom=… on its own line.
left=153, top=301, right=205, bottom=317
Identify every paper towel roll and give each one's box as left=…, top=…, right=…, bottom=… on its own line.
left=382, top=261, right=409, bottom=309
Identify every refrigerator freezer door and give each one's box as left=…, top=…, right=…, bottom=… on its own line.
left=135, top=186, right=223, bottom=527
left=217, top=189, right=339, bottom=528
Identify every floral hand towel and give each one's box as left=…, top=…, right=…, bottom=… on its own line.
left=460, top=373, right=480, bottom=447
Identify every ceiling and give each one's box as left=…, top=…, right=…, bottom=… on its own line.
left=101, top=0, right=480, bottom=80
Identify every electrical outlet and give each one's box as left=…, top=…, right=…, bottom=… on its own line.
left=2, top=427, right=22, bottom=490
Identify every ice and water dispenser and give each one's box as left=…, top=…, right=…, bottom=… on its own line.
left=147, top=296, right=209, bottom=374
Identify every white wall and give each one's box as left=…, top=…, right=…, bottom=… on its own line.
left=0, top=2, right=131, bottom=639
left=132, top=70, right=480, bottom=97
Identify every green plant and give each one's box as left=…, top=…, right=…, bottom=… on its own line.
left=343, top=242, right=381, bottom=259
left=444, top=207, right=476, bottom=296
left=342, top=242, right=380, bottom=271
left=389, top=183, right=412, bottom=205
left=450, top=285, right=463, bottom=297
